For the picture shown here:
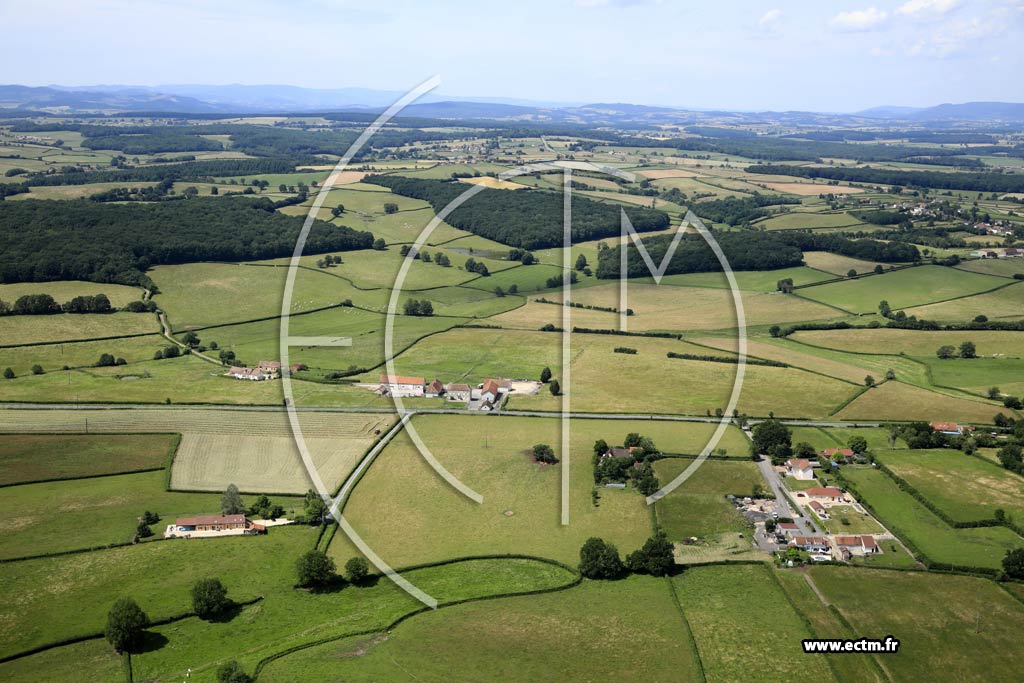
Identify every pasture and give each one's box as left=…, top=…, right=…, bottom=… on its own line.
left=840, top=467, right=1021, bottom=568
left=809, top=566, right=1024, bottom=683
left=672, top=564, right=830, bottom=683
left=0, top=311, right=159, bottom=346
left=836, top=381, right=1009, bottom=423
left=694, top=336, right=870, bottom=384
left=876, top=449, right=1024, bottom=523
left=0, top=280, right=144, bottom=308
left=797, top=266, right=1007, bottom=314
left=955, top=258, right=1024, bottom=277
left=653, top=459, right=763, bottom=539
left=0, top=333, right=167, bottom=376
left=755, top=211, right=862, bottom=231
left=0, top=432, right=178, bottom=486
left=801, top=251, right=889, bottom=276
left=791, top=328, right=1024, bottom=358
left=259, top=575, right=702, bottom=683
left=903, top=280, right=1024, bottom=322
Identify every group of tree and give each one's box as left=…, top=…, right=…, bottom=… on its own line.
left=402, top=298, right=435, bottom=316
left=578, top=533, right=674, bottom=579
left=364, top=175, right=669, bottom=250
left=591, top=434, right=660, bottom=494
left=689, top=193, right=800, bottom=226
left=464, top=257, right=490, bottom=276
left=936, top=341, right=977, bottom=359
left=752, top=419, right=793, bottom=463
left=747, top=164, right=1024, bottom=194
left=295, top=549, right=371, bottom=588
left=0, top=198, right=374, bottom=288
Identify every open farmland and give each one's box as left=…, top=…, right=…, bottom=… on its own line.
left=653, top=459, right=762, bottom=539
left=875, top=449, right=1024, bottom=523
left=0, top=333, right=167, bottom=376
left=0, top=408, right=391, bottom=494
left=0, top=432, right=178, bottom=485
left=797, top=266, right=1008, bottom=314
left=791, top=327, right=1024, bottom=358
left=809, top=566, right=1024, bottom=683
left=903, top=281, right=1024, bottom=322
left=835, top=381, right=1010, bottom=423
left=259, top=576, right=702, bottom=683
left=672, top=564, right=831, bottom=683
left=0, top=280, right=145, bottom=308
left=0, top=311, right=159, bottom=346
left=801, top=251, right=889, bottom=276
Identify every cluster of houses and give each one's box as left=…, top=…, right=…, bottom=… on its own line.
left=376, top=375, right=518, bottom=410
left=227, top=361, right=303, bottom=381
left=970, top=247, right=1021, bottom=259
left=163, top=514, right=266, bottom=539
left=776, top=523, right=881, bottom=561
left=974, top=221, right=1015, bottom=238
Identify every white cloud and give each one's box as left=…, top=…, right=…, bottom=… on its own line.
left=758, top=8, right=782, bottom=26
left=896, top=0, right=958, bottom=19
left=830, top=7, right=888, bottom=31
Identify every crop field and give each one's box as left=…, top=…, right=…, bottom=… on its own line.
left=875, top=449, right=1024, bottom=523
left=672, top=564, right=830, bottom=683
left=0, top=333, right=167, bottom=376
left=333, top=414, right=656, bottom=567
left=383, top=327, right=857, bottom=418
left=755, top=211, right=862, bottom=231
left=0, top=432, right=178, bottom=486
left=903, top=281, right=1024, bottom=321
left=0, top=280, right=145, bottom=308
left=791, top=327, right=1024, bottom=358
left=809, top=566, right=1024, bottom=683
left=754, top=181, right=864, bottom=195
left=653, top=459, right=762, bottom=539
left=0, top=408, right=391, bottom=494
left=694, top=336, right=869, bottom=384
left=0, top=311, right=160, bottom=346
left=259, top=575, right=702, bottom=683
left=836, top=381, right=1009, bottom=423
left=797, top=266, right=1007, bottom=314
left=536, top=282, right=843, bottom=332
left=801, top=251, right=890, bottom=276
left=641, top=266, right=832, bottom=291
left=0, top=470, right=236, bottom=559
left=840, top=467, right=1021, bottom=568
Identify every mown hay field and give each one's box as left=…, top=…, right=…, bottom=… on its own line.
left=801, top=251, right=889, bottom=276
left=0, top=311, right=160, bottom=346
left=836, top=381, right=1010, bottom=423
left=0, top=432, right=178, bottom=485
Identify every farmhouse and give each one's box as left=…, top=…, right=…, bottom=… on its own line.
left=929, top=421, right=974, bottom=436
left=834, top=535, right=879, bottom=558
left=424, top=379, right=445, bottom=398
left=445, top=383, right=471, bottom=402
left=228, top=366, right=265, bottom=381
left=165, top=514, right=266, bottom=539
left=785, top=458, right=814, bottom=480
left=805, top=487, right=847, bottom=504
left=379, top=375, right=425, bottom=397
left=257, top=360, right=282, bottom=377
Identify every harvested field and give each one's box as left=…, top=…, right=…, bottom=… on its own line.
left=836, top=381, right=1008, bottom=423
left=753, top=181, right=864, bottom=195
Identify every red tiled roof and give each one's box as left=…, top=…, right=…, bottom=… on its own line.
left=258, top=360, right=281, bottom=371
left=835, top=535, right=877, bottom=549
left=787, top=458, right=811, bottom=469
left=380, top=375, right=424, bottom=386
left=175, top=514, right=247, bottom=527
left=793, top=536, right=828, bottom=545
left=481, top=379, right=500, bottom=395
left=806, top=487, right=844, bottom=498
left=427, top=379, right=444, bottom=392
left=821, top=448, right=854, bottom=457
left=808, top=501, right=825, bottom=511
left=445, top=383, right=471, bottom=392
left=779, top=522, right=799, bottom=530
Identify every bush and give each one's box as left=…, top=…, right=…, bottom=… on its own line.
left=31, top=364, right=44, bottom=375
left=345, top=556, right=370, bottom=584
left=532, top=443, right=559, bottom=464
left=296, top=549, right=336, bottom=588
left=104, top=597, right=148, bottom=653
left=217, top=661, right=253, bottom=683
left=578, top=537, right=624, bottom=579
left=191, top=577, right=231, bottom=619
left=624, top=533, right=675, bottom=576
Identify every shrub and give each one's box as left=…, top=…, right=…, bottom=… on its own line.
left=345, top=556, right=370, bottom=584
left=216, top=661, right=253, bottom=683
left=579, top=537, right=624, bottom=579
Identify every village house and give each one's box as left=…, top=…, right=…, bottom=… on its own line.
left=790, top=535, right=830, bottom=554
left=444, top=383, right=471, bottom=402
left=808, top=500, right=830, bottom=520
left=378, top=375, right=425, bottom=397
left=228, top=366, right=265, bottom=381
left=257, top=360, right=282, bottom=377
left=774, top=521, right=800, bottom=542
left=477, top=378, right=512, bottom=406
left=785, top=458, right=814, bottom=480
left=834, top=535, right=880, bottom=559
left=424, top=379, right=445, bottom=398
left=929, top=421, right=974, bottom=436
left=804, top=486, right=848, bottom=504
left=164, top=514, right=266, bottom=539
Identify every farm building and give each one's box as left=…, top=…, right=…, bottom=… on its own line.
left=258, top=360, right=282, bottom=377
left=425, top=379, right=445, bottom=397
left=379, top=375, right=425, bottom=397
left=929, top=421, right=974, bottom=436
left=834, top=535, right=879, bottom=558
left=228, top=366, right=266, bottom=381
left=785, top=458, right=814, bottom=480
left=790, top=536, right=830, bottom=553
left=445, top=383, right=471, bottom=402
left=165, top=514, right=266, bottom=539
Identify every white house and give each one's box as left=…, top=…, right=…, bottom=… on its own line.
left=785, top=458, right=814, bottom=481
left=445, top=383, right=471, bottom=402
left=424, top=379, right=445, bottom=398
left=228, top=366, right=265, bottom=381
left=834, top=535, right=879, bottom=558
left=379, top=375, right=425, bottom=397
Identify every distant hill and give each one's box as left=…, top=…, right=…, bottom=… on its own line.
left=859, top=101, right=1024, bottom=122
left=0, top=84, right=223, bottom=113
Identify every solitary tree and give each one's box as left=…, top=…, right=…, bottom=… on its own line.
left=960, top=341, right=977, bottom=359
left=383, top=202, right=399, bottom=214
left=988, top=387, right=1002, bottom=399
left=372, top=238, right=387, bottom=251
left=191, top=578, right=230, bottom=619
left=578, top=538, right=624, bottom=579
left=540, top=366, right=552, bottom=383
left=296, top=549, right=337, bottom=588
left=31, top=364, right=44, bottom=375
left=575, top=253, right=588, bottom=271
left=864, top=375, right=876, bottom=387
left=105, top=597, right=148, bottom=653
left=345, top=556, right=370, bottom=584
left=221, top=484, right=245, bottom=515
left=3, top=367, right=13, bottom=379
left=549, top=379, right=561, bottom=396
left=532, top=443, right=559, bottom=464
left=303, top=489, right=328, bottom=524
left=936, top=345, right=956, bottom=359
left=331, top=204, right=345, bottom=217
left=216, top=661, right=253, bottom=683
left=848, top=435, right=869, bottom=455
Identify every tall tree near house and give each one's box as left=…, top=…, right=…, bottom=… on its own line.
left=221, top=483, right=244, bottom=515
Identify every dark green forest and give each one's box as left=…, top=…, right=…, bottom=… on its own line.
left=364, top=175, right=670, bottom=250
left=0, top=198, right=373, bottom=288
left=690, top=194, right=801, bottom=225
left=747, top=164, right=1024, bottom=193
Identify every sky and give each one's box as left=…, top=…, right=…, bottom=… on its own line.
left=2, top=0, right=1022, bottom=112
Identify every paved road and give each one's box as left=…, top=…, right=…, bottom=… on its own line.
left=744, top=426, right=819, bottom=537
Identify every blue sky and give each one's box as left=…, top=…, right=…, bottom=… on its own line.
left=3, top=0, right=1022, bottom=111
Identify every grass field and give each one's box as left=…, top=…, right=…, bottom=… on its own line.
left=0, top=638, right=123, bottom=683
left=956, top=258, right=1024, bottom=277
left=333, top=414, right=656, bottom=567
left=797, top=266, right=1007, bottom=314
left=694, top=336, right=869, bottom=384
left=0, top=408, right=391, bottom=495
left=819, top=504, right=885, bottom=534
left=0, top=311, right=160, bottom=346
left=0, top=433, right=178, bottom=485
left=836, top=381, right=1010, bottom=423
left=841, top=467, right=1022, bottom=568
left=903, top=281, right=1024, bottom=322
left=653, top=459, right=762, bottom=539
left=673, top=564, right=830, bottom=683
left=876, top=449, right=1024, bottom=523
left=0, top=280, right=145, bottom=308
left=756, top=211, right=861, bottom=231
left=791, top=328, right=1024, bottom=358
left=801, top=251, right=889, bottom=276
left=809, top=566, right=1024, bottom=683
left=259, top=575, right=702, bottom=683
left=381, top=327, right=857, bottom=418
left=0, top=333, right=168, bottom=376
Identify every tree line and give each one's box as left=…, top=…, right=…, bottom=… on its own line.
left=0, top=198, right=373, bottom=288
left=747, top=164, right=1024, bottom=194
left=364, top=175, right=670, bottom=250
left=691, top=193, right=801, bottom=225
